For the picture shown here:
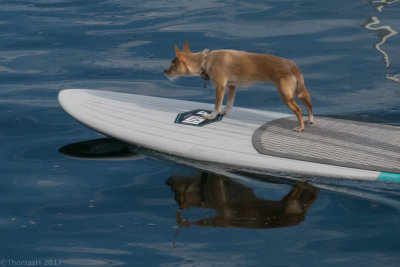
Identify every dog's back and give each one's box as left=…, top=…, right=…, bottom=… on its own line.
left=206, top=50, right=302, bottom=87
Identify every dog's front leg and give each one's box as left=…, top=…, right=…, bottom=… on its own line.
left=203, top=85, right=225, bottom=120
left=220, top=85, right=236, bottom=115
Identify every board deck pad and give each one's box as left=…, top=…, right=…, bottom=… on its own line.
left=175, top=109, right=223, bottom=126
left=252, top=116, right=400, bottom=174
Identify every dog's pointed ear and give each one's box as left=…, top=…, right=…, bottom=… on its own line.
left=182, top=40, right=191, bottom=53
left=174, top=45, right=188, bottom=63
left=174, top=45, right=181, bottom=57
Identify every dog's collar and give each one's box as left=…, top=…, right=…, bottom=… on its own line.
left=200, top=49, right=210, bottom=81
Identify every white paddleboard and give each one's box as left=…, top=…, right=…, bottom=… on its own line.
left=58, top=89, right=400, bottom=182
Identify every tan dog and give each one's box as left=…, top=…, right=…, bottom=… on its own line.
left=164, top=41, right=314, bottom=132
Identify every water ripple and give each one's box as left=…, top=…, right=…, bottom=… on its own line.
left=363, top=2, right=400, bottom=83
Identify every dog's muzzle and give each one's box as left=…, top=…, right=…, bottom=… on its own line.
left=164, top=69, right=171, bottom=76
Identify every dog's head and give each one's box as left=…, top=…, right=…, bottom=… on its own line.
left=164, top=41, right=192, bottom=79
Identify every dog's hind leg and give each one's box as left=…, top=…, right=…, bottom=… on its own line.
left=297, top=84, right=314, bottom=125
left=276, top=78, right=304, bottom=132
left=286, top=98, right=304, bottom=132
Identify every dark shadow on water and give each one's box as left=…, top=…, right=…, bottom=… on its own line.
left=166, top=172, right=318, bottom=229
left=59, top=138, right=143, bottom=160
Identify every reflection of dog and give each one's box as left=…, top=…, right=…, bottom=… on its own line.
left=164, top=41, right=314, bottom=132
left=166, top=172, right=318, bottom=229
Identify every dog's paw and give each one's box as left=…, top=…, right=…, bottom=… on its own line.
left=293, top=127, right=304, bottom=133
left=202, top=114, right=211, bottom=119
left=203, top=112, right=218, bottom=120
left=219, top=105, right=232, bottom=115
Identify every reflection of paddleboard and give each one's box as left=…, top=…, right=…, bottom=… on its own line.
left=58, top=89, right=400, bottom=182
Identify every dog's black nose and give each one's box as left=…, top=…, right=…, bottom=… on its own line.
left=164, top=69, right=167, bottom=73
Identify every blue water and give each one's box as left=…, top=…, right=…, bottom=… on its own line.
left=1, top=0, right=400, bottom=266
